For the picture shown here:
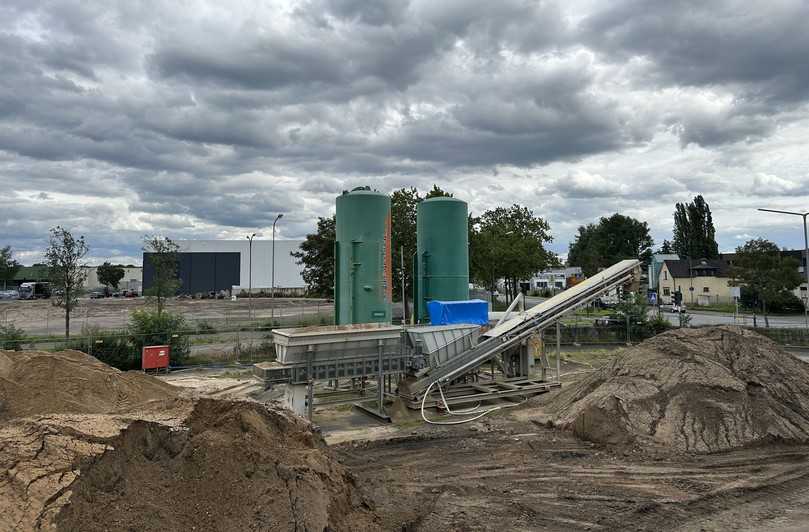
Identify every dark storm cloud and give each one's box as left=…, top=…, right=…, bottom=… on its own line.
left=580, top=1, right=809, bottom=146
left=2, top=0, right=808, bottom=261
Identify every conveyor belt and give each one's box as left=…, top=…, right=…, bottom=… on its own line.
left=408, top=259, right=640, bottom=395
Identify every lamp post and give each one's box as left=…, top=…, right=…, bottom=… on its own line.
left=271, top=214, right=284, bottom=326
left=246, top=233, right=256, bottom=320
left=757, top=208, right=809, bottom=329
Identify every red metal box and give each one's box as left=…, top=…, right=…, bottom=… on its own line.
left=142, top=345, right=170, bottom=371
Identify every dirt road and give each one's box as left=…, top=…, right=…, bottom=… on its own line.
left=336, top=407, right=809, bottom=531
left=0, top=297, right=332, bottom=336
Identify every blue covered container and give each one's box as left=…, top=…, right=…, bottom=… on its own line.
left=426, top=299, right=488, bottom=326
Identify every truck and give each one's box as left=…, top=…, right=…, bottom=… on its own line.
left=18, top=282, right=51, bottom=300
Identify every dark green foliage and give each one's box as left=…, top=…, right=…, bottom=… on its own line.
left=97, top=261, right=125, bottom=290
left=390, top=188, right=419, bottom=302
left=424, top=185, right=453, bottom=199
left=129, top=309, right=190, bottom=366
left=0, top=246, right=21, bottom=290
left=291, top=216, right=336, bottom=297
left=143, top=236, right=181, bottom=316
left=470, top=204, right=557, bottom=302
left=658, top=239, right=674, bottom=254
left=0, top=323, right=25, bottom=350
left=68, top=326, right=139, bottom=370
left=673, top=195, right=718, bottom=259
left=45, top=226, right=89, bottom=338
left=567, top=214, right=654, bottom=276
left=732, top=238, right=803, bottom=324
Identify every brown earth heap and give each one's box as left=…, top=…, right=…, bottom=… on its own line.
left=0, top=349, right=179, bottom=419
left=548, top=326, right=809, bottom=453
left=0, top=350, right=379, bottom=531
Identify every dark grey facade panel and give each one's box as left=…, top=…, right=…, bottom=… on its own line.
left=143, top=252, right=241, bottom=294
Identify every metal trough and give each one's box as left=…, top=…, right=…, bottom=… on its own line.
left=273, top=323, right=402, bottom=364
left=406, top=324, right=481, bottom=369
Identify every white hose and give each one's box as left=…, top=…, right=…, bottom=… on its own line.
left=420, top=380, right=526, bottom=425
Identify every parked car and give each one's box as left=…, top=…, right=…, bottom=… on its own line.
left=0, top=290, right=19, bottom=300
left=88, top=289, right=106, bottom=299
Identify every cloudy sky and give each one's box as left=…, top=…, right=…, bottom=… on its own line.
left=2, top=0, right=808, bottom=265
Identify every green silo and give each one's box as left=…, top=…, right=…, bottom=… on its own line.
left=334, top=187, right=392, bottom=324
left=414, top=197, right=469, bottom=323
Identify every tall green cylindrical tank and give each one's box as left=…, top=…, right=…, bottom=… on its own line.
left=334, top=187, right=392, bottom=325
left=414, top=197, right=469, bottom=323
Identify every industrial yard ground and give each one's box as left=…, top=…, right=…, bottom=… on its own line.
left=5, top=327, right=809, bottom=531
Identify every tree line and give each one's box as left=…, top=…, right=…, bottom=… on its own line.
left=291, top=185, right=560, bottom=304
left=0, top=230, right=183, bottom=339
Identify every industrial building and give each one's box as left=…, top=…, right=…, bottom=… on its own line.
left=142, top=240, right=305, bottom=296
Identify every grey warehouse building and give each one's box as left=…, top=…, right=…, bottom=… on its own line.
left=142, top=240, right=305, bottom=296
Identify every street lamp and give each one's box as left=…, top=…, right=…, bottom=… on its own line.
left=271, top=214, right=284, bottom=326
left=246, top=233, right=256, bottom=320
left=758, top=208, right=809, bottom=328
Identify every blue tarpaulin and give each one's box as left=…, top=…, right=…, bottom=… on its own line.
left=426, top=299, right=489, bottom=326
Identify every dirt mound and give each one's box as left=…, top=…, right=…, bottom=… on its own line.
left=548, top=326, right=809, bottom=453
left=56, top=399, right=379, bottom=531
left=0, top=350, right=178, bottom=419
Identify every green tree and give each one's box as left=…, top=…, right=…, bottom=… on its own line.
left=470, top=204, right=557, bottom=302
left=731, top=238, right=802, bottom=327
left=424, top=184, right=453, bottom=199
left=568, top=214, right=654, bottom=276
left=0, top=246, right=22, bottom=290
left=658, top=239, right=674, bottom=254
left=129, top=309, right=190, bottom=366
left=97, top=261, right=125, bottom=291
left=391, top=188, right=419, bottom=302
left=291, top=216, right=335, bottom=297
left=143, top=236, right=180, bottom=316
left=673, top=195, right=718, bottom=259
left=45, top=226, right=88, bottom=338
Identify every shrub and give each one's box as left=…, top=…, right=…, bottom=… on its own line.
left=129, top=310, right=190, bottom=366
left=0, top=323, right=26, bottom=350
left=68, top=325, right=138, bottom=370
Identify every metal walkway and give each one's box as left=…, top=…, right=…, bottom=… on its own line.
left=407, top=259, right=641, bottom=396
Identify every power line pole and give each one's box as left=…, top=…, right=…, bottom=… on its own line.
left=246, top=233, right=256, bottom=320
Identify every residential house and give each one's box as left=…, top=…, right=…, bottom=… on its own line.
left=648, top=253, right=680, bottom=292
left=527, top=267, right=584, bottom=293
left=658, top=258, right=734, bottom=306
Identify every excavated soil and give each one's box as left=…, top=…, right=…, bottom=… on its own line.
left=545, top=326, right=809, bottom=453
left=0, top=350, right=379, bottom=532
left=0, top=350, right=179, bottom=419
left=56, top=399, right=379, bottom=532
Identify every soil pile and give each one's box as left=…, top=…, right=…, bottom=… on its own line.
left=548, top=326, right=809, bottom=453
left=0, top=349, right=379, bottom=531
left=0, top=349, right=178, bottom=419
left=57, top=399, right=379, bottom=531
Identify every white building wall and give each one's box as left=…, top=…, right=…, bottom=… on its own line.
left=176, top=240, right=305, bottom=290
left=83, top=266, right=143, bottom=293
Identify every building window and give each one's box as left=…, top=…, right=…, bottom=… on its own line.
left=663, top=287, right=670, bottom=296
left=703, top=287, right=710, bottom=293
left=664, top=270, right=667, bottom=280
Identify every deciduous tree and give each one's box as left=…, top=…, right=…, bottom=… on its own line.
left=97, top=261, right=125, bottom=291
left=731, top=238, right=802, bottom=327
left=673, top=195, right=718, bottom=259
left=45, top=227, right=88, bottom=338
left=568, top=214, right=654, bottom=276
left=0, top=246, right=21, bottom=290
left=143, top=236, right=180, bottom=316
left=291, top=216, right=335, bottom=297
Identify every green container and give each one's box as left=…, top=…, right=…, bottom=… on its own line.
left=414, top=197, right=469, bottom=323
left=335, top=188, right=392, bottom=324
